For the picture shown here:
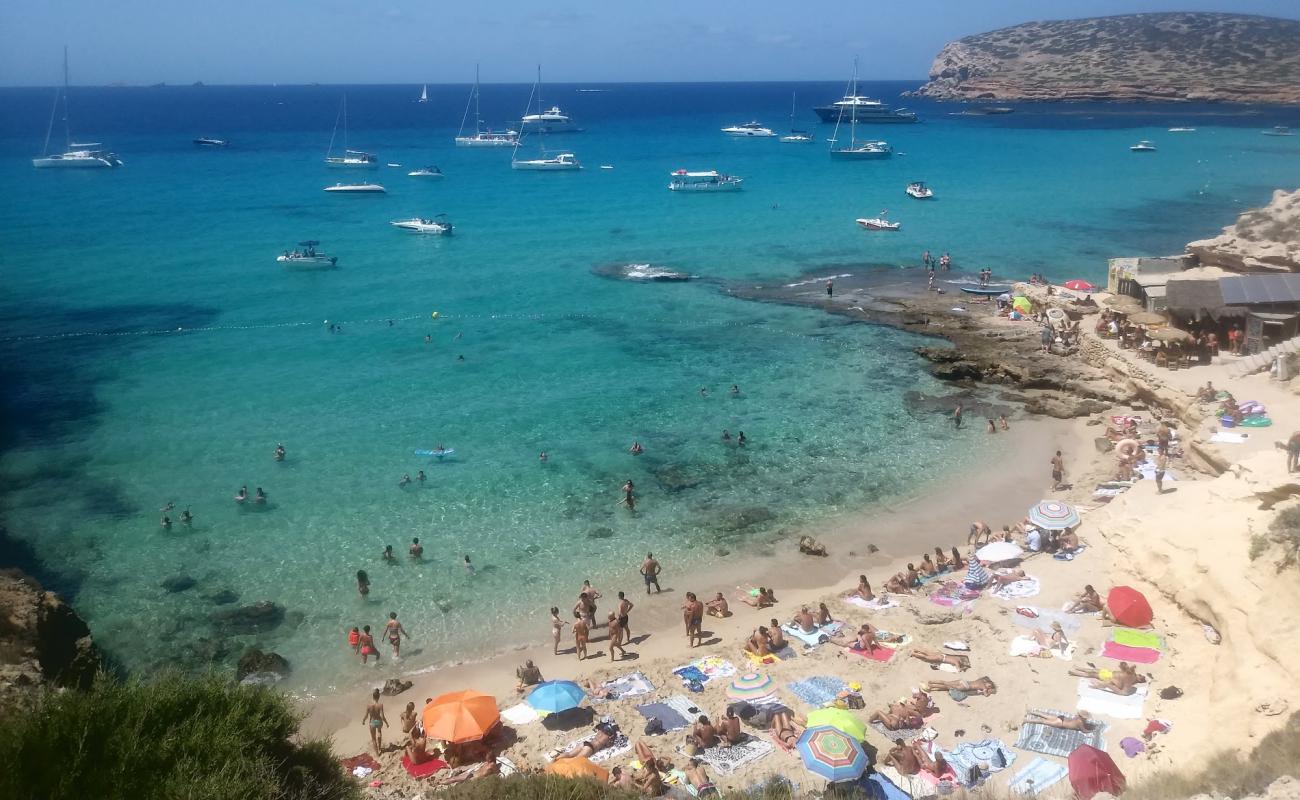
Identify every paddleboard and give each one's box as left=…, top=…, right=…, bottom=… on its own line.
left=414, top=449, right=456, bottom=458
left=959, top=285, right=1011, bottom=296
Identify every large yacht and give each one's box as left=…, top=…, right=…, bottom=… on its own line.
left=721, top=121, right=776, bottom=137
left=521, top=106, right=579, bottom=134
left=829, top=60, right=895, bottom=160
left=512, top=67, right=582, bottom=170
left=33, top=48, right=122, bottom=169
left=454, top=65, right=520, bottom=147
left=668, top=169, right=743, bottom=192
left=815, top=95, right=917, bottom=124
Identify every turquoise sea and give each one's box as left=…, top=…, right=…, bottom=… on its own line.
left=1, top=81, right=1298, bottom=690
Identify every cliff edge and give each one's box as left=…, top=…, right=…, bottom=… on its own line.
left=0, top=570, right=102, bottom=717
left=1186, top=189, right=1300, bottom=273
left=908, top=13, right=1300, bottom=104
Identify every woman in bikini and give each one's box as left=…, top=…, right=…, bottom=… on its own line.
left=847, top=575, right=875, bottom=601
left=933, top=547, right=951, bottom=571
left=400, top=701, right=418, bottom=738
left=1032, top=621, right=1070, bottom=653
left=362, top=688, right=388, bottom=755
left=358, top=625, right=379, bottom=664
left=1024, top=710, right=1097, bottom=732
left=908, top=647, right=971, bottom=671
left=816, top=603, right=834, bottom=626
left=770, top=710, right=805, bottom=749
left=384, top=612, right=408, bottom=658
left=550, top=606, right=567, bottom=655
left=921, top=676, right=997, bottom=696
left=828, top=624, right=877, bottom=654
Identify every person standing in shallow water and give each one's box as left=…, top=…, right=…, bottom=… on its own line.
left=363, top=688, right=388, bottom=755
left=826, top=280, right=834, bottom=298
left=384, top=611, right=409, bottom=658
left=952, top=403, right=964, bottom=429
left=641, top=552, right=661, bottom=594
left=357, top=570, right=370, bottom=598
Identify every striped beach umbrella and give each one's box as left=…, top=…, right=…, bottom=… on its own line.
left=526, top=680, right=586, bottom=713
left=796, top=726, right=869, bottom=782
left=725, top=672, right=774, bottom=701
left=1028, top=499, right=1081, bottom=530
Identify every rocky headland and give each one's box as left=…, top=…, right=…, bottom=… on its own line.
left=908, top=12, right=1300, bottom=104
left=1186, top=188, right=1300, bottom=273
left=0, top=569, right=102, bottom=717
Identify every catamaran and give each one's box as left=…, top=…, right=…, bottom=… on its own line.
left=454, top=65, right=519, bottom=147
left=779, top=93, right=814, bottom=143
left=829, top=59, right=892, bottom=160
left=513, top=67, right=582, bottom=171
left=33, top=47, right=121, bottom=169
left=324, top=95, right=377, bottom=168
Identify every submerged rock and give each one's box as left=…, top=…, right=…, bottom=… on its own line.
left=212, top=601, right=286, bottom=634
left=382, top=678, right=413, bottom=696
left=204, top=589, right=239, bottom=606
left=236, top=647, right=290, bottom=681
left=587, top=527, right=615, bottom=540
left=161, top=575, right=197, bottom=593
left=651, top=464, right=702, bottom=493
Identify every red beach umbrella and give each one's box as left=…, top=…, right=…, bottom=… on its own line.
left=1068, top=744, right=1126, bottom=799
left=1064, top=279, right=1097, bottom=292
left=1106, top=586, right=1153, bottom=628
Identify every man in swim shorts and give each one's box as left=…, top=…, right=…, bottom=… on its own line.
left=640, top=552, right=661, bottom=594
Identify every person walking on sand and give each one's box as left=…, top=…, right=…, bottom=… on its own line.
left=1286, top=431, right=1300, bottom=473
left=384, top=611, right=409, bottom=659
left=572, top=612, right=589, bottom=660
left=617, top=591, right=634, bottom=643
left=952, top=402, right=963, bottom=430
left=641, top=552, right=661, bottom=594
left=682, top=592, right=704, bottom=648
left=1051, top=450, right=1065, bottom=491
left=606, top=613, right=627, bottom=661
left=363, top=688, right=388, bottom=755
left=550, top=606, right=567, bottom=654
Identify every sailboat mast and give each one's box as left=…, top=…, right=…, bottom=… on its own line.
left=326, top=96, right=343, bottom=157
left=61, top=46, right=72, bottom=150
left=342, top=94, right=348, bottom=151
left=475, top=64, right=482, bottom=132
left=849, top=57, right=858, bottom=149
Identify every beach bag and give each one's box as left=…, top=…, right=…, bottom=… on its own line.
left=687, top=679, right=704, bottom=694
left=644, top=718, right=664, bottom=736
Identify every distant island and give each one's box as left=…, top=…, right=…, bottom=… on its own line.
left=907, top=12, right=1300, bottom=104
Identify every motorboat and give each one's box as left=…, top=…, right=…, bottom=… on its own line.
left=668, top=169, right=743, bottom=192
left=521, top=105, right=579, bottom=133
left=277, top=241, right=337, bottom=268
left=906, top=181, right=934, bottom=199
left=1262, top=126, right=1294, bottom=136
left=780, top=92, right=814, bottom=142
left=454, top=68, right=520, bottom=147
left=830, top=59, right=893, bottom=160
left=408, top=166, right=444, bottom=178
left=391, top=216, right=454, bottom=235
left=815, top=96, right=917, bottom=124
left=1167, top=127, right=1196, bottom=132
left=324, top=95, right=378, bottom=167
left=193, top=137, right=229, bottom=147
left=324, top=183, right=386, bottom=193
left=959, top=106, right=1014, bottom=116
left=1130, top=140, right=1157, bottom=152
left=418, top=84, right=429, bottom=103
left=721, top=121, right=776, bottom=137
left=512, top=152, right=581, bottom=171
left=33, top=48, right=122, bottom=169
left=856, top=214, right=900, bottom=231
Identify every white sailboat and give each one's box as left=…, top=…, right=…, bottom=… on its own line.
left=418, top=84, right=429, bottom=103
left=324, top=95, right=377, bottom=168
left=33, top=47, right=121, bottom=169
left=455, top=65, right=519, bottom=147
left=779, top=93, right=814, bottom=143
left=512, top=66, right=581, bottom=171
left=830, top=59, right=892, bottom=160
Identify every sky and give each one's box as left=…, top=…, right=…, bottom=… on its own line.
left=1, top=0, right=1298, bottom=86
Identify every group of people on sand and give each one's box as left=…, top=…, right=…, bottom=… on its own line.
left=363, top=689, right=504, bottom=783
left=549, top=580, right=639, bottom=662
left=552, top=722, right=722, bottom=797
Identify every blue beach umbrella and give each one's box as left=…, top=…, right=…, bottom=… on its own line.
left=796, top=725, right=869, bottom=782
left=526, top=680, right=587, bottom=713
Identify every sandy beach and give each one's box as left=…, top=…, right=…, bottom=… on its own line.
left=303, top=272, right=1300, bottom=799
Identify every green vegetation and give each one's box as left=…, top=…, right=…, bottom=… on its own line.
left=1266, top=506, right=1300, bottom=570
left=0, top=672, right=357, bottom=800
left=1124, top=712, right=1299, bottom=800
left=441, top=775, right=796, bottom=800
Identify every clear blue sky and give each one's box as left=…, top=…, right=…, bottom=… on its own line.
left=1, top=0, right=1297, bottom=86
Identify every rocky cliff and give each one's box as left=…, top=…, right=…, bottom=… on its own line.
left=1186, top=189, right=1300, bottom=273
left=0, top=570, right=102, bottom=716
left=908, top=13, right=1300, bottom=104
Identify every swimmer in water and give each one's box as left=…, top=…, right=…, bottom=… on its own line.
left=410, top=538, right=423, bottom=558
left=160, top=515, right=171, bottom=529
left=629, top=441, right=644, bottom=455
left=456, top=355, right=465, bottom=362
left=160, top=501, right=175, bottom=513
left=700, top=387, right=708, bottom=398
left=737, top=431, right=747, bottom=447
left=463, top=555, right=475, bottom=575
left=731, top=384, right=740, bottom=395
left=235, top=486, right=248, bottom=503
left=274, top=443, right=285, bottom=461
left=722, top=430, right=731, bottom=442
left=417, top=470, right=426, bottom=483
left=382, top=545, right=394, bottom=562
left=539, top=451, right=548, bottom=462
left=424, top=334, right=432, bottom=344
left=399, top=474, right=412, bottom=487
left=434, top=444, right=446, bottom=455
left=255, top=487, right=267, bottom=504
left=180, top=508, right=193, bottom=525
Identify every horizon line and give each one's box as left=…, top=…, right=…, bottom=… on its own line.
left=0, top=78, right=930, bottom=90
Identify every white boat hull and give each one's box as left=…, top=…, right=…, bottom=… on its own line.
left=391, top=220, right=454, bottom=235
left=723, top=130, right=776, bottom=137
left=324, top=184, right=386, bottom=193
left=906, top=188, right=934, bottom=199
left=408, top=171, right=444, bottom=178
left=33, top=154, right=120, bottom=168
left=857, top=218, right=901, bottom=231
left=325, top=159, right=378, bottom=169
left=831, top=147, right=891, bottom=160
left=455, top=136, right=519, bottom=147
left=780, top=135, right=814, bottom=143
left=512, top=159, right=581, bottom=171
left=277, top=255, right=337, bottom=269
left=669, top=181, right=743, bottom=192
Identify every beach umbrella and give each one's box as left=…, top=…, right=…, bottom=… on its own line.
left=545, top=756, right=610, bottom=781
left=1107, top=586, right=1153, bottom=628
left=726, top=672, right=774, bottom=701
left=796, top=726, right=869, bottom=782
left=805, top=708, right=868, bottom=742
left=1012, top=296, right=1032, bottom=313
left=1104, top=295, right=1142, bottom=311
left=1064, top=279, right=1096, bottom=292
left=1068, top=744, right=1126, bottom=799
left=1147, top=327, right=1193, bottom=343
left=526, top=680, right=587, bottom=713
left=1128, top=312, right=1168, bottom=326
left=976, top=541, right=1023, bottom=563
left=1027, top=499, right=1081, bottom=531
left=422, top=690, right=500, bottom=743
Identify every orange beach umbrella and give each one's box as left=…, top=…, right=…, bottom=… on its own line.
left=545, top=756, right=610, bottom=781
left=422, top=689, right=500, bottom=743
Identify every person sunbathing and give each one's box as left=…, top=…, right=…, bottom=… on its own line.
left=689, top=715, right=719, bottom=750
left=770, top=710, right=805, bottom=749
left=515, top=660, right=543, bottom=692
left=907, top=689, right=937, bottom=718
left=1024, top=710, right=1097, bottom=732
left=766, top=620, right=789, bottom=651
left=914, top=745, right=951, bottom=777
left=991, top=569, right=1028, bottom=587
left=1059, top=529, right=1081, bottom=552
left=909, top=647, right=971, bottom=671
left=684, top=758, right=719, bottom=798
left=1079, top=661, right=1145, bottom=695
left=933, top=547, right=951, bottom=571
left=1032, top=621, right=1070, bottom=653
left=798, top=535, right=827, bottom=556
left=884, top=738, right=922, bottom=775
left=1066, top=584, right=1103, bottom=613
left=847, top=575, right=875, bottom=601
left=791, top=606, right=817, bottom=633
left=884, top=573, right=913, bottom=594
left=705, top=592, right=731, bottom=618
left=816, top=603, right=834, bottom=626
left=738, top=587, right=776, bottom=608
left=828, top=624, right=877, bottom=653
left=554, top=726, right=616, bottom=760
left=870, top=705, right=923, bottom=731
left=633, top=754, right=664, bottom=798
left=744, top=627, right=772, bottom=657
left=922, top=677, right=997, bottom=696
left=918, top=554, right=939, bottom=577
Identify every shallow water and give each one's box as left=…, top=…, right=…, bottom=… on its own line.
left=1, top=82, right=1297, bottom=689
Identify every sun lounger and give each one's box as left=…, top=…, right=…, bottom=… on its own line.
left=1076, top=679, right=1149, bottom=720
left=1015, top=709, right=1108, bottom=757
left=1008, top=757, right=1070, bottom=795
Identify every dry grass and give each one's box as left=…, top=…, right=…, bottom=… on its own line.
left=1267, top=506, right=1300, bottom=571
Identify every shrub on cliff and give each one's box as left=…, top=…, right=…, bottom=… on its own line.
left=0, top=671, right=357, bottom=800
left=1267, top=506, right=1300, bottom=571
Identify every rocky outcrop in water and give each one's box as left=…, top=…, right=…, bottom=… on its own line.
left=908, top=13, right=1300, bottom=104
left=1186, top=189, right=1300, bottom=273
left=235, top=647, right=290, bottom=683
left=212, top=601, right=286, bottom=634
left=0, top=570, right=102, bottom=716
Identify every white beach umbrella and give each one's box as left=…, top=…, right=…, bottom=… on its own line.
left=975, top=541, right=1023, bottom=563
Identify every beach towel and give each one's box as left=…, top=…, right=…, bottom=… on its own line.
left=602, top=671, right=656, bottom=699
left=993, top=576, right=1041, bottom=600
left=1015, top=710, right=1109, bottom=757
left=941, top=739, right=1016, bottom=786
left=662, top=694, right=703, bottom=723
left=1210, top=431, right=1249, bottom=444
left=875, top=765, right=937, bottom=799
left=1009, top=636, right=1075, bottom=661
left=501, top=702, right=541, bottom=726
left=674, top=656, right=737, bottom=681
left=637, top=702, right=690, bottom=733
left=678, top=735, right=774, bottom=776
left=744, top=650, right=782, bottom=667
left=870, top=719, right=928, bottom=741
left=544, top=732, right=631, bottom=763
left=1101, top=641, right=1161, bottom=664
left=401, top=754, right=449, bottom=779
left=788, top=676, right=849, bottom=708
left=496, top=755, right=518, bottom=777
left=1053, top=545, right=1088, bottom=561
left=1015, top=607, right=1090, bottom=632
left=780, top=621, right=843, bottom=649
left=847, top=644, right=895, bottom=663
left=1112, top=628, right=1164, bottom=650
left=930, top=581, right=980, bottom=608
left=843, top=594, right=899, bottom=611
left=1008, top=757, right=1070, bottom=796
left=1076, top=679, right=1149, bottom=720
left=873, top=632, right=912, bottom=650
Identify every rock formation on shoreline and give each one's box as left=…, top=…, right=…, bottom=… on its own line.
left=1186, top=189, right=1300, bottom=273
left=0, top=569, right=102, bottom=716
left=908, top=13, right=1300, bottom=104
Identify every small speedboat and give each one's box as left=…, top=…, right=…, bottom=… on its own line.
left=512, top=152, right=581, bottom=171
left=1262, top=126, right=1294, bottom=136
left=408, top=166, right=444, bottom=178
left=277, top=240, right=337, bottom=269
left=906, top=181, right=934, bottom=199
left=324, top=182, right=386, bottom=193
left=721, top=122, right=776, bottom=137
left=391, top=217, right=454, bottom=235
left=193, top=137, right=228, bottom=147
left=1130, top=140, right=1157, bottom=152
left=857, top=216, right=900, bottom=231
